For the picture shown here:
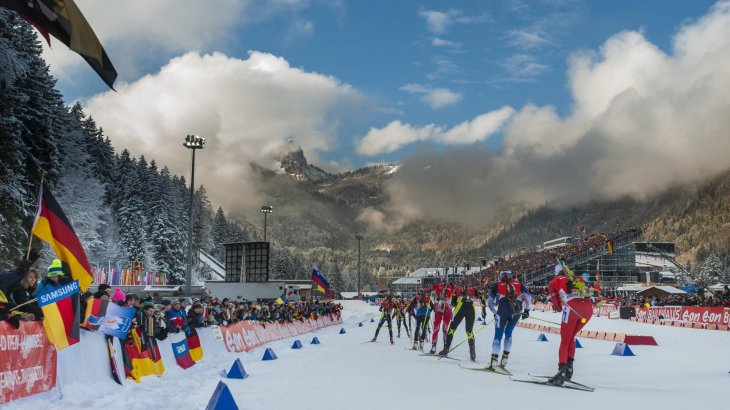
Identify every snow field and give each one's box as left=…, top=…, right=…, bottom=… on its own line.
left=5, top=301, right=728, bottom=410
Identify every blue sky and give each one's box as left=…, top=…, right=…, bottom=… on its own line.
left=50, top=0, right=718, bottom=171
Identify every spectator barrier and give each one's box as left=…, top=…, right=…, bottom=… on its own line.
left=517, top=321, right=658, bottom=345
left=633, top=306, right=730, bottom=327
left=1, top=315, right=341, bottom=405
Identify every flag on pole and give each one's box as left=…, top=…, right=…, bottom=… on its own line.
left=0, top=0, right=118, bottom=88
left=311, top=265, right=331, bottom=294
left=37, top=280, right=80, bottom=350
left=83, top=297, right=135, bottom=339
left=31, top=184, right=93, bottom=292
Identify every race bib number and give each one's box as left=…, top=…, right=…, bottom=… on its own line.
left=561, top=305, right=570, bottom=324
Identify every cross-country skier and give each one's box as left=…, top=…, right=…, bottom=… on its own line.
left=546, top=262, right=594, bottom=385
left=487, top=271, right=531, bottom=371
left=438, top=285, right=483, bottom=361
left=412, top=294, right=432, bottom=350
left=429, top=282, right=454, bottom=354
left=371, top=294, right=395, bottom=344
left=394, top=297, right=410, bottom=338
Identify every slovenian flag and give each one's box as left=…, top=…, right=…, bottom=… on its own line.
left=311, top=265, right=331, bottom=294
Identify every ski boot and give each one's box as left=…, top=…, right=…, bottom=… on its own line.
left=468, top=339, right=476, bottom=362
left=499, top=351, right=510, bottom=369
left=547, top=363, right=568, bottom=386
left=370, top=337, right=376, bottom=343
left=429, top=345, right=437, bottom=355
left=487, top=353, right=499, bottom=370
left=565, top=358, right=574, bottom=381
left=390, top=337, right=394, bottom=345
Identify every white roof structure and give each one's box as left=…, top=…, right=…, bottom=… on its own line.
left=391, top=267, right=483, bottom=286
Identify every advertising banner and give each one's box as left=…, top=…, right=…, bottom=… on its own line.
left=634, top=306, right=730, bottom=325
left=0, top=321, right=57, bottom=404
left=220, top=315, right=342, bottom=353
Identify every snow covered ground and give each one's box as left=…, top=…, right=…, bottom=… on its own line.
left=6, top=300, right=729, bottom=410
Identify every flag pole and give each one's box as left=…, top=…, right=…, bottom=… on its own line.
left=26, top=170, right=46, bottom=259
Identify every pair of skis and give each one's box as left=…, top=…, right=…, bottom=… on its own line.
left=459, top=362, right=594, bottom=392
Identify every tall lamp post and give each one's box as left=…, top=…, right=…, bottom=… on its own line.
left=260, top=205, right=273, bottom=241
left=183, top=135, right=206, bottom=297
left=355, top=232, right=364, bottom=299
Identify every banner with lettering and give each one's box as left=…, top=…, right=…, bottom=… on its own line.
left=634, top=306, right=730, bottom=325
left=220, top=315, right=342, bottom=353
left=0, top=321, right=57, bottom=404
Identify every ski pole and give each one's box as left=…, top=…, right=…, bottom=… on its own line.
left=434, top=318, right=493, bottom=363
left=529, top=315, right=561, bottom=326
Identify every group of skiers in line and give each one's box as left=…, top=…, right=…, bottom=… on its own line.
left=370, top=261, right=597, bottom=386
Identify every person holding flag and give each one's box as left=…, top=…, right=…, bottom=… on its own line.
left=546, top=260, right=596, bottom=386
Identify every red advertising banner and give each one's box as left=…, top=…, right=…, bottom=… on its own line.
left=220, top=315, right=342, bottom=353
left=634, top=306, right=730, bottom=325
left=0, top=321, right=57, bottom=404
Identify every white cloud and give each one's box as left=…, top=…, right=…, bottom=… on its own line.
left=286, top=20, right=315, bottom=42
left=419, top=10, right=452, bottom=34
left=85, top=51, right=365, bottom=212
left=365, top=0, right=730, bottom=227
left=423, top=88, right=462, bottom=108
left=504, top=29, right=555, bottom=49
left=432, top=37, right=462, bottom=48
left=493, top=53, right=550, bottom=83
left=441, top=106, right=516, bottom=143
left=356, top=105, right=513, bottom=155
left=400, top=83, right=462, bottom=109
left=419, top=8, right=489, bottom=34
left=41, top=0, right=249, bottom=82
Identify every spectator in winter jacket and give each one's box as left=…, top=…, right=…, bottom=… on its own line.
left=10, top=268, right=42, bottom=320
left=166, top=300, right=186, bottom=333
left=35, top=259, right=71, bottom=296
left=1, top=289, right=35, bottom=328
left=0, top=248, right=40, bottom=297
left=186, top=303, right=206, bottom=329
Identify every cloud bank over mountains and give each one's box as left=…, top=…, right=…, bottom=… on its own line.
left=362, top=1, right=730, bottom=230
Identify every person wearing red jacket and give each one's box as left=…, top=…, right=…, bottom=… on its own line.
left=546, top=263, right=594, bottom=385
left=394, top=297, right=410, bottom=338
left=429, top=282, right=454, bottom=354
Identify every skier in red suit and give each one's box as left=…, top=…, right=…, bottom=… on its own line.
left=429, top=282, right=454, bottom=354
left=547, top=263, right=594, bottom=385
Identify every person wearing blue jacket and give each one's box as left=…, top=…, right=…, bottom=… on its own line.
left=487, top=271, right=532, bottom=371
left=411, top=294, right=432, bottom=351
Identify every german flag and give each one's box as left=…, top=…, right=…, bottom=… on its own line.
left=186, top=328, right=204, bottom=362
left=0, top=0, right=117, bottom=89
left=37, top=280, right=80, bottom=350
left=32, top=184, right=93, bottom=292
left=122, top=327, right=165, bottom=382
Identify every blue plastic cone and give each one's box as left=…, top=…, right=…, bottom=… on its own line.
left=262, top=348, right=278, bottom=361
left=575, top=339, right=583, bottom=349
left=205, top=381, right=239, bottom=410
left=537, top=334, right=548, bottom=342
left=226, top=358, right=248, bottom=379
left=292, top=340, right=303, bottom=349
left=371, top=318, right=375, bottom=323
left=611, top=343, right=635, bottom=356
left=339, top=328, right=346, bottom=334
left=358, top=322, right=363, bottom=327
left=311, top=337, right=321, bottom=345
